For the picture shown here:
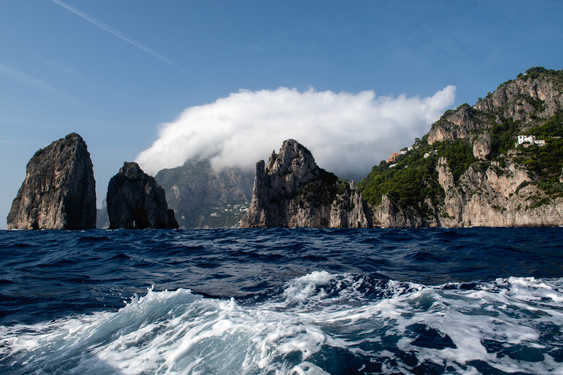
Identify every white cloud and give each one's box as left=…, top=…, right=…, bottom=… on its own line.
left=136, top=86, right=455, bottom=177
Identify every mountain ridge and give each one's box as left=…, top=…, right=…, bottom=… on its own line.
left=243, top=67, right=562, bottom=227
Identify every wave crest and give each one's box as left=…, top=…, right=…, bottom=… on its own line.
left=1, top=273, right=562, bottom=374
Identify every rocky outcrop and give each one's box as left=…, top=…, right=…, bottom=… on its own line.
left=427, top=104, right=491, bottom=145
left=474, top=68, right=563, bottom=122
left=155, top=159, right=253, bottom=228
left=7, top=133, right=96, bottom=230
left=107, top=162, right=178, bottom=229
left=360, top=67, right=563, bottom=227
left=240, top=139, right=371, bottom=228
left=434, top=158, right=562, bottom=227
left=236, top=68, right=562, bottom=228
left=472, top=133, right=492, bottom=160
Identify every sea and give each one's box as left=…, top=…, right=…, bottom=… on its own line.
left=0, top=228, right=562, bottom=375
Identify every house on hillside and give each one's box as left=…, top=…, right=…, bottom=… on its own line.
left=516, top=135, right=545, bottom=146
left=386, top=150, right=407, bottom=163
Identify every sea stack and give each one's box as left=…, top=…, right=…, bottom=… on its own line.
left=240, top=139, right=370, bottom=228
left=107, top=162, right=178, bottom=229
left=7, top=133, right=96, bottom=230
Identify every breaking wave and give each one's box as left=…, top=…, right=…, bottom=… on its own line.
left=2, top=272, right=562, bottom=374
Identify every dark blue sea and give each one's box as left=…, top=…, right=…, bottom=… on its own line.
left=0, top=228, right=562, bottom=374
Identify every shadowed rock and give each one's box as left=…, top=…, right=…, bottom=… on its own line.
left=107, top=162, right=178, bottom=229
left=241, top=139, right=371, bottom=228
left=155, top=159, right=253, bottom=229
left=7, top=133, right=96, bottom=230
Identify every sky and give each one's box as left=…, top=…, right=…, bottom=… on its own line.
left=1, top=0, right=562, bottom=228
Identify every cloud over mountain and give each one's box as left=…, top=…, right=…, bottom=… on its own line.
left=136, top=86, right=456, bottom=177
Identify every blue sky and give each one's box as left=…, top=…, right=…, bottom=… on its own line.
left=1, top=0, right=562, bottom=228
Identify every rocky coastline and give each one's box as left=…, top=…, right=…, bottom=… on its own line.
left=6, top=67, right=562, bottom=229
left=7, top=133, right=96, bottom=230
left=243, top=68, right=563, bottom=228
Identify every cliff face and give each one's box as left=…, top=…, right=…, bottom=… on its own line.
left=7, top=133, right=96, bottom=230
left=362, top=67, right=562, bottom=227
left=107, top=162, right=178, bottom=229
left=434, top=158, right=562, bottom=227
left=240, top=139, right=370, bottom=228
left=474, top=70, right=562, bottom=122
left=155, top=159, right=253, bottom=228
left=242, top=68, right=562, bottom=228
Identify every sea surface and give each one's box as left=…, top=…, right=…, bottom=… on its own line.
left=0, top=228, right=562, bottom=375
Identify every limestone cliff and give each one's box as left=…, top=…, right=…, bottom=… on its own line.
left=240, top=140, right=370, bottom=228
left=7, top=133, right=96, bottom=230
left=361, top=67, right=562, bottom=227
left=433, top=157, right=561, bottom=227
left=107, top=162, right=178, bottom=229
left=155, top=159, right=253, bottom=228
left=238, top=68, right=562, bottom=228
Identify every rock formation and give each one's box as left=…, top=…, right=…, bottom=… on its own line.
left=362, top=67, right=563, bottom=227
left=107, top=162, right=178, bottom=229
left=474, top=68, right=562, bottom=121
left=242, top=67, right=562, bottom=228
left=472, top=133, right=492, bottom=160
left=240, top=139, right=370, bottom=228
left=155, top=159, right=253, bottom=228
left=7, top=133, right=96, bottom=230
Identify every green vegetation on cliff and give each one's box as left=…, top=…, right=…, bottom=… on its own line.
left=490, top=118, right=519, bottom=158
left=521, top=66, right=563, bottom=81
left=359, top=137, right=476, bottom=215
left=359, top=139, right=443, bottom=216
left=436, top=140, right=475, bottom=182
left=515, top=112, right=563, bottom=197
left=360, top=67, right=562, bottom=214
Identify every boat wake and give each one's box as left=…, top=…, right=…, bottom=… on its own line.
left=1, top=272, right=562, bottom=374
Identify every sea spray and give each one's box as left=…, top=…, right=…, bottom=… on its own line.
left=2, top=273, right=562, bottom=374
left=1, top=228, right=562, bottom=374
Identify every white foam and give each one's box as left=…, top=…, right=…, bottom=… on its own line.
left=1, top=274, right=562, bottom=374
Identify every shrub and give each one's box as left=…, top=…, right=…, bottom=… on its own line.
left=436, top=140, right=476, bottom=182
left=360, top=143, right=443, bottom=216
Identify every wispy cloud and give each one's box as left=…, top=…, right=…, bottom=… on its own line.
left=0, top=63, right=59, bottom=92
left=51, top=0, right=173, bottom=65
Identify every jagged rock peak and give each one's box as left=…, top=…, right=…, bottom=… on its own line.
left=266, top=139, right=316, bottom=174
left=428, top=68, right=563, bottom=145
left=474, top=67, right=563, bottom=121
left=361, top=67, right=562, bottom=228
left=7, top=132, right=96, bottom=230
left=119, top=161, right=145, bottom=178
left=241, top=139, right=371, bottom=228
left=107, top=162, right=178, bottom=229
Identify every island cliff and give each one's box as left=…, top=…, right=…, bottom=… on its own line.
left=243, top=67, right=562, bottom=228
left=155, top=159, right=253, bottom=229
left=107, top=162, right=178, bottom=229
left=362, top=67, right=562, bottom=227
left=7, top=133, right=96, bottom=230
left=240, top=139, right=370, bottom=228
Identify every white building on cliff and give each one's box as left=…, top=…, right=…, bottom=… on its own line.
left=517, top=135, right=545, bottom=146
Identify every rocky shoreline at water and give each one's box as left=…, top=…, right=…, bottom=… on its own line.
left=7, top=137, right=177, bottom=230
left=6, top=67, right=563, bottom=229
left=242, top=68, right=562, bottom=228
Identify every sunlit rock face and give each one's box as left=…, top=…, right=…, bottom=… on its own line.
left=365, top=68, right=563, bottom=228
left=7, top=133, right=96, bottom=230
left=241, top=139, right=371, bottom=228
